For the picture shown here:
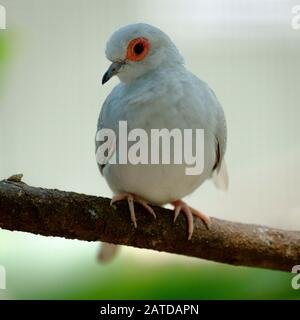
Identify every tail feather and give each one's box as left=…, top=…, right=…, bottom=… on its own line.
left=98, top=242, right=119, bottom=263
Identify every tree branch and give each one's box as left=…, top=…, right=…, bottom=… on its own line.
left=0, top=176, right=299, bottom=272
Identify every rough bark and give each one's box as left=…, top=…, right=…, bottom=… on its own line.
left=0, top=177, right=299, bottom=272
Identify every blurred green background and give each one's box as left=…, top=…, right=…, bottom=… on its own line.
left=0, top=0, right=300, bottom=299
left=0, top=32, right=9, bottom=90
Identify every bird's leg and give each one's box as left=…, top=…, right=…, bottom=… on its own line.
left=110, top=193, right=156, bottom=228
left=171, top=200, right=211, bottom=240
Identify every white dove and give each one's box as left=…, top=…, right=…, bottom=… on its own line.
left=96, top=23, right=228, bottom=252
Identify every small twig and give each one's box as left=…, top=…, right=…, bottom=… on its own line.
left=7, top=174, right=24, bottom=183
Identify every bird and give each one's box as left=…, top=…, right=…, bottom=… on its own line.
left=96, top=23, right=228, bottom=260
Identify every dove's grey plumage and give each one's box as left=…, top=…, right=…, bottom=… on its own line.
left=96, top=23, right=228, bottom=252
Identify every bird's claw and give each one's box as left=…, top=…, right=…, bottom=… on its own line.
left=110, top=193, right=156, bottom=228
left=172, top=200, right=211, bottom=240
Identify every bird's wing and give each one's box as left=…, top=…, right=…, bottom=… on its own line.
left=95, top=87, right=119, bottom=175
left=212, top=154, right=229, bottom=191
left=208, top=86, right=229, bottom=191
left=188, top=73, right=228, bottom=190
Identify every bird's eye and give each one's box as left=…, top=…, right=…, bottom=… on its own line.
left=126, top=38, right=150, bottom=61
left=133, top=43, right=144, bottom=55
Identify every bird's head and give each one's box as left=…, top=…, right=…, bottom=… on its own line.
left=102, top=23, right=184, bottom=85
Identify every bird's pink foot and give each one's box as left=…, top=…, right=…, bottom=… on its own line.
left=171, top=200, right=211, bottom=240
left=111, top=193, right=156, bottom=228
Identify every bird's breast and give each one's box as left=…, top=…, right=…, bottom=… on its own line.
left=100, top=68, right=219, bottom=204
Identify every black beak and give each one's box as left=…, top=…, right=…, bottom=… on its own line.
left=102, top=71, right=111, bottom=85
left=102, top=61, right=124, bottom=85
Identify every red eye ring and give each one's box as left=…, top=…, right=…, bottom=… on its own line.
left=126, top=38, right=150, bottom=61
